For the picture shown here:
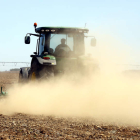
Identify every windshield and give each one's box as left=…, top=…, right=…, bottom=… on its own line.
left=50, top=34, right=73, bottom=51
left=51, top=33, right=85, bottom=56
left=39, top=33, right=85, bottom=56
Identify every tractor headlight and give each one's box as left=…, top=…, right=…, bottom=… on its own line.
left=51, top=30, right=55, bottom=32
left=45, top=29, right=49, bottom=32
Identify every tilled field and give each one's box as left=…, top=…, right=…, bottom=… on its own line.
left=0, top=72, right=140, bottom=139
left=0, top=72, right=19, bottom=91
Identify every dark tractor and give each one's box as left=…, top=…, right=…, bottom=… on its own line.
left=19, top=23, right=97, bottom=82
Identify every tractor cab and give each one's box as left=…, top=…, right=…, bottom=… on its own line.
left=25, top=23, right=96, bottom=58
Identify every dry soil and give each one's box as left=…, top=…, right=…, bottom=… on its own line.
left=0, top=72, right=140, bottom=140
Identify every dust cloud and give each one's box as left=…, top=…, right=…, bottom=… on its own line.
left=1, top=34, right=140, bottom=126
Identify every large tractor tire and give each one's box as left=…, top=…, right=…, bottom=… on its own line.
left=28, top=60, right=40, bottom=81
left=18, top=67, right=30, bottom=83
left=29, top=60, right=54, bottom=81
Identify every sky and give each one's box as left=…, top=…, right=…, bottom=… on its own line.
left=0, top=0, right=140, bottom=71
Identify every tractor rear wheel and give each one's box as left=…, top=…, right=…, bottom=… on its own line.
left=29, top=60, right=40, bottom=81
left=29, top=60, right=54, bottom=81
left=18, top=71, right=23, bottom=83
left=18, top=67, right=29, bottom=83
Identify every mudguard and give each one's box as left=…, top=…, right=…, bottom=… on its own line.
left=36, top=57, right=56, bottom=65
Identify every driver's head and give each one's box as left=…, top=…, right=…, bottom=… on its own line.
left=61, top=38, right=66, bottom=44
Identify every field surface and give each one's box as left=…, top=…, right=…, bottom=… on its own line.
left=0, top=72, right=140, bottom=139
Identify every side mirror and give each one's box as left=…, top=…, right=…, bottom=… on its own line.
left=25, top=36, right=30, bottom=44
left=91, top=38, right=96, bottom=47
left=33, top=52, right=37, bottom=55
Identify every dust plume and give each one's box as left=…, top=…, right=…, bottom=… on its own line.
left=0, top=34, right=140, bottom=126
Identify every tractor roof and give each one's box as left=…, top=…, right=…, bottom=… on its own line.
left=35, top=27, right=89, bottom=34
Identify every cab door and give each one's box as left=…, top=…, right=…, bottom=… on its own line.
left=39, top=34, right=45, bottom=55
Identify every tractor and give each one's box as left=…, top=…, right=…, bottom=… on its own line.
left=19, top=23, right=97, bottom=82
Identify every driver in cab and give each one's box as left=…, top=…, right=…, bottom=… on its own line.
left=54, top=38, right=71, bottom=56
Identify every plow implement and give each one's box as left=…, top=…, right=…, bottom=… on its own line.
left=0, top=87, right=7, bottom=96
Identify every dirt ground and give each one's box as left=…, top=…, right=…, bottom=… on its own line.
left=0, top=72, right=19, bottom=91
left=0, top=72, right=140, bottom=139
